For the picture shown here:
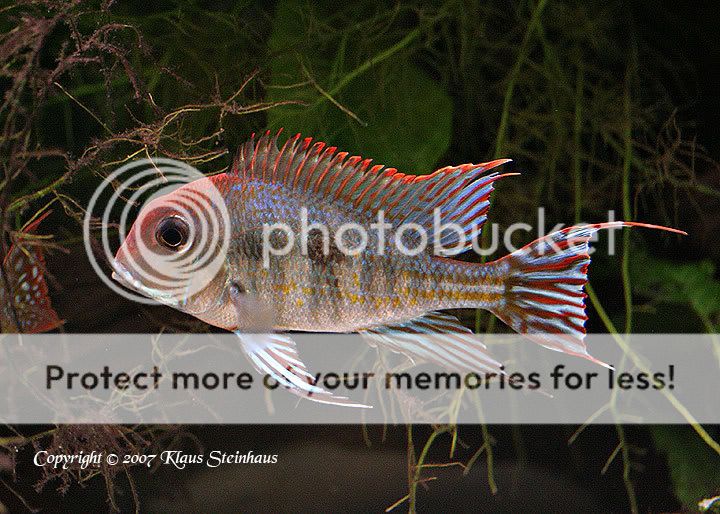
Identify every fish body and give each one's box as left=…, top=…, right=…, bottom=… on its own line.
left=193, top=174, right=499, bottom=333
left=113, top=131, right=684, bottom=405
left=0, top=212, right=62, bottom=333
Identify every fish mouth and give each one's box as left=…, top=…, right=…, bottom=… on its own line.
left=111, top=260, right=145, bottom=293
left=111, top=259, right=179, bottom=306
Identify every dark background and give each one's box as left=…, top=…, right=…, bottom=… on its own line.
left=1, top=0, right=719, bottom=512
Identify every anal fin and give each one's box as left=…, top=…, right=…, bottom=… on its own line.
left=361, top=312, right=503, bottom=374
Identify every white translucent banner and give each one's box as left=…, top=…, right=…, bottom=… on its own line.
left=0, top=334, right=717, bottom=424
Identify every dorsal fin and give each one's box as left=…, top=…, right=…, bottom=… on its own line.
left=232, top=130, right=517, bottom=253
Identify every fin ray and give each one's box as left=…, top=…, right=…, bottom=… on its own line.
left=232, top=131, right=515, bottom=247
left=361, top=312, right=503, bottom=374
left=236, top=332, right=370, bottom=408
left=488, top=222, right=685, bottom=367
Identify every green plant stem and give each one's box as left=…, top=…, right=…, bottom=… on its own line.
left=327, top=28, right=421, bottom=98
left=468, top=393, right=498, bottom=494
left=476, top=0, right=548, bottom=334
left=586, top=284, right=720, bottom=456
left=621, top=59, right=634, bottom=334
left=573, top=61, right=584, bottom=224
left=586, top=281, right=638, bottom=512
left=480, top=422, right=498, bottom=494
left=493, top=0, right=549, bottom=158
left=408, top=426, right=450, bottom=513
left=618, top=423, right=639, bottom=514
left=7, top=173, right=71, bottom=212
left=54, top=82, right=114, bottom=136
left=406, top=425, right=416, bottom=512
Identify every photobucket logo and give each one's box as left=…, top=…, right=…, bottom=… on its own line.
left=83, top=158, right=230, bottom=305
left=261, top=207, right=621, bottom=267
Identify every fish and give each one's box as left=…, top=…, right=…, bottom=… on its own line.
left=0, top=211, right=63, bottom=333
left=112, top=130, right=685, bottom=406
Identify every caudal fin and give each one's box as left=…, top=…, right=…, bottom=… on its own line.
left=488, top=222, right=685, bottom=367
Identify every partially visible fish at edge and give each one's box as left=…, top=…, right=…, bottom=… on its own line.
left=112, top=130, right=686, bottom=406
left=0, top=211, right=62, bottom=333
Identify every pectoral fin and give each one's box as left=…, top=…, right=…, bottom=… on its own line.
left=236, top=332, right=370, bottom=408
left=228, top=280, right=368, bottom=407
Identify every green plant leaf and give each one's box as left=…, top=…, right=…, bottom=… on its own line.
left=266, top=0, right=452, bottom=174
left=652, top=427, right=720, bottom=509
left=630, top=248, right=720, bottom=324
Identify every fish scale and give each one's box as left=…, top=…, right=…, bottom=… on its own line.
left=221, top=177, right=486, bottom=331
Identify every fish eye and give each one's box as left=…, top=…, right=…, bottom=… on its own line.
left=156, top=216, right=189, bottom=250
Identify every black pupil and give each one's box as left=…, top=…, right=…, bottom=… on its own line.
left=157, top=218, right=187, bottom=249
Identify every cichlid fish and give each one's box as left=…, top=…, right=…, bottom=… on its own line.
left=112, top=131, right=684, bottom=406
left=1, top=211, right=62, bottom=333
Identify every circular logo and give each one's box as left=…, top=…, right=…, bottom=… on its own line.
left=83, top=158, right=230, bottom=305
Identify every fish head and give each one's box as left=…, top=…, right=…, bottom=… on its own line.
left=112, top=176, right=232, bottom=315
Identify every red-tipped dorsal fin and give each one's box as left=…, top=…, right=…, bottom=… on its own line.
left=231, top=130, right=516, bottom=252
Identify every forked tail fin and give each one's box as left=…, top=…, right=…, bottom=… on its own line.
left=488, top=222, right=685, bottom=367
